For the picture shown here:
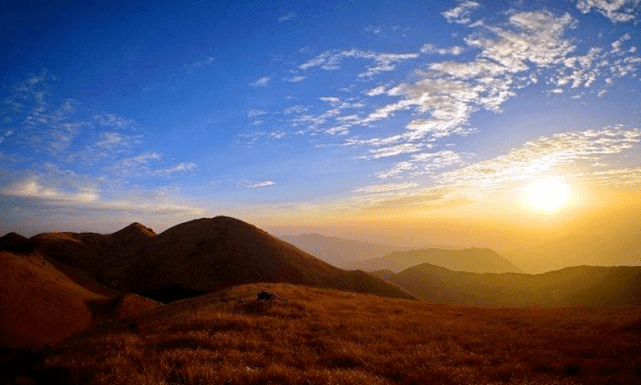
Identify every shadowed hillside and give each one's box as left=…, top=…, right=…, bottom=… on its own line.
left=0, top=251, right=108, bottom=348
left=373, top=264, right=641, bottom=306
left=29, top=222, right=156, bottom=281
left=0, top=250, right=160, bottom=349
left=22, top=217, right=413, bottom=303
left=356, top=247, right=524, bottom=273
left=10, top=283, right=641, bottom=385
left=108, top=217, right=414, bottom=302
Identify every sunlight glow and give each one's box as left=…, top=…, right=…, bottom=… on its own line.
left=527, top=178, right=570, bottom=212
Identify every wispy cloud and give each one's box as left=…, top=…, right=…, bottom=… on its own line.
left=574, top=0, right=640, bottom=23
left=151, top=162, right=197, bottom=176
left=250, top=76, right=271, bottom=87
left=436, top=126, right=641, bottom=193
left=242, top=180, right=276, bottom=188
left=299, top=49, right=420, bottom=78
left=353, top=182, right=419, bottom=193
left=278, top=12, right=295, bottom=23
left=442, top=1, right=481, bottom=24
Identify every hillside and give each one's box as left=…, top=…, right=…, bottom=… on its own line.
left=108, top=217, right=414, bottom=302
left=29, top=222, right=156, bottom=280
left=0, top=250, right=108, bottom=348
left=374, top=263, right=641, bottom=306
left=8, top=283, right=641, bottom=385
left=355, top=247, right=524, bottom=273
left=0, top=249, right=160, bottom=349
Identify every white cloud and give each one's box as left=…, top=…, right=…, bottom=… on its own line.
left=367, top=143, right=424, bottom=159
left=247, top=109, right=268, bottom=118
left=365, top=86, right=387, bottom=96
left=442, top=1, right=481, bottom=24
left=244, top=180, right=276, bottom=188
left=611, top=33, right=632, bottom=53
left=299, top=49, right=419, bottom=78
left=93, top=113, right=134, bottom=129
left=353, top=182, right=419, bottom=193
left=285, top=75, right=307, bottom=82
left=151, top=162, right=197, bottom=176
left=278, top=12, right=295, bottom=23
left=2, top=179, right=98, bottom=202
left=250, top=76, right=271, bottom=87
left=376, top=151, right=464, bottom=179
left=437, top=126, right=641, bottom=192
left=375, top=161, right=413, bottom=179
left=420, top=43, right=464, bottom=55
left=574, top=0, right=641, bottom=22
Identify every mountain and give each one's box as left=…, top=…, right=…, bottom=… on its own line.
left=29, top=222, right=156, bottom=281
left=108, top=217, right=415, bottom=302
left=355, top=247, right=524, bottom=273
left=0, top=232, right=36, bottom=254
left=278, top=233, right=408, bottom=267
left=375, top=263, right=641, bottom=306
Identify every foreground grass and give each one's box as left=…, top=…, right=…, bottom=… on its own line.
left=39, top=283, right=641, bottom=384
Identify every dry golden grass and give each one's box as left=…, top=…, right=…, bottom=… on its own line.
left=32, top=283, right=641, bottom=385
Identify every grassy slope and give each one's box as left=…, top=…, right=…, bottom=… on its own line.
left=0, top=251, right=108, bottom=348
left=32, top=283, right=641, bottom=385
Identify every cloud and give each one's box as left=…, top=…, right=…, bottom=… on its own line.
left=581, top=167, right=641, bottom=186
left=365, top=86, right=387, bottom=96
left=278, top=12, right=295, bottom=23
left=247, top=109, right=268, bottom=118
left=284, top=75, right=307, bottom=82
left=151, top=162, right=197, bottom=176
left=366, top=143, right=424, bottom=159
left=299, top=49, right=419, bottom=78
left=1, top=178, right=203, bottom=216
left=108, top=153, right=196, bottom=177
left=420, top=43, right=464, bottom=55
left=352, top=182, right=419, bottom=193
left=250, top=76, right=271, bottom=87
left=466, top=11, right=577, bottom=71
left=574, top=0, right=641, bottom=22
left=243, top=180, right=275, bottom=188
left=436, top=126, right=641, bottom=193
left=2, top=178, right=98, bottom=203
left=442, top=1, right=481, bottom=24
left=93, top=113, right=135, bottom=129
left=376, top=151, right=464, bottom=179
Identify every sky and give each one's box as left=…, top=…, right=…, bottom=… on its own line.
left=1, top=0, right=641, bottom=262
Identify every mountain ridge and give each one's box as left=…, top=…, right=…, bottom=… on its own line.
left=375, top=263, right=641, bottom=306
left=355, top=247, right=524, bottom=273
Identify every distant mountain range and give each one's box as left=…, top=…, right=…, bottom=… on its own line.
left=279, top=233, right=460, bottom=268
left=354, top=247, right=525, bottom=273
left=373, top=263, right=641, bottom=306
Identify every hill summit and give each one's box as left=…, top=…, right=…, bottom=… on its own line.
left=23, top=216, right=413, bottom=303
left=110, top=216, right=414, bottom=302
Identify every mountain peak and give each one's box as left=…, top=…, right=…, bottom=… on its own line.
left=115, top=222, right=156, bottom=237
left=0, top=232, right=36, bottom=254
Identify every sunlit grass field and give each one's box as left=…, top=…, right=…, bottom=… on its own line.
left=42, top=283, right=641, bottom=385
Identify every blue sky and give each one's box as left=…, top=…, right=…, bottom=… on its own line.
left=1, top=0, right=640, bottom=241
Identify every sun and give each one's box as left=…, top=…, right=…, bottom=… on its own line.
left=527, top=177, right=570, bottom=212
